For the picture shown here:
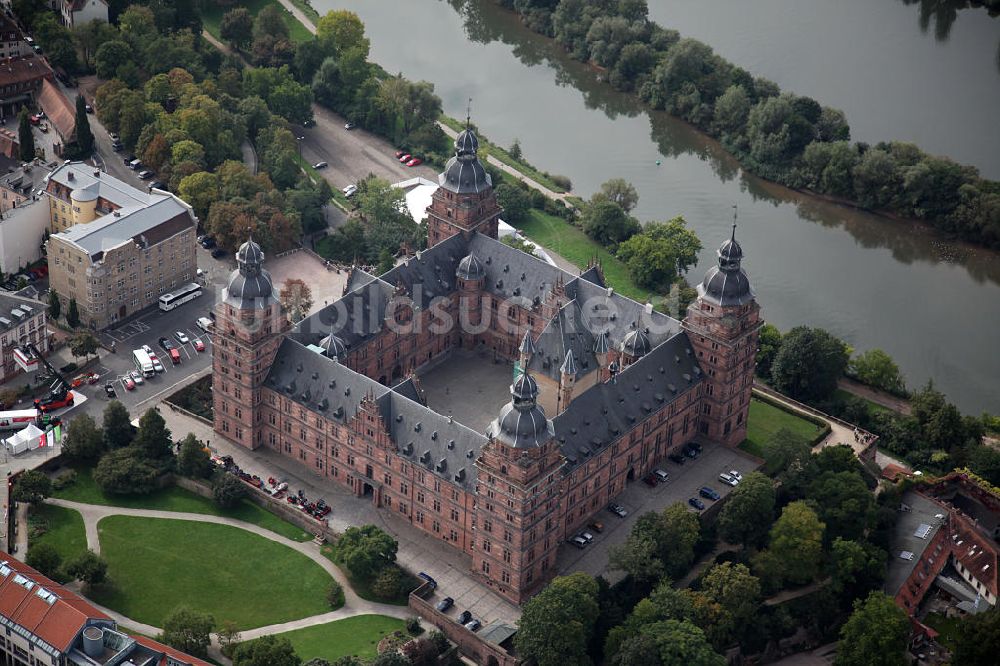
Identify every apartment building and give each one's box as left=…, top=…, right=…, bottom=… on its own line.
left=0, top=160, right=52, bottom=273
left=45, top=162, right=197, bottom=329
left=0, top=290, right=46, bottom=383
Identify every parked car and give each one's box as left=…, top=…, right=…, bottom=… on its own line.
left=683, top=445, right=699, bottom=459
left=344, top=122, right=355, bottom=129
left=457, top=610, right=472, bottom=625
left=653, top=468, right=670, bottom=483
left=313, top=161, right=328, bottom=169
left=302, top=118, right=315, bottom=127
left=398, top=153, right=411, bottom=163
left=435, top=597, right=454, bottom=612
left=111, top=140, right=123, bottom=152
left=129, top=370, right=144, bottom=385
left=200, top=236, right=216, bottom=249
left=168, top=348, right=181, bottom=365
left=728, top=470, right=743, bottom=483
left=342, top=184, right=358, bottom=198
left=718, top=472, right=739, bottom=487
left=578, top=531, right=595, bottom=544
left=149, top=180, right=167, bottom=190
left=688, top=497, right=706, bottom=511
left=699, top=486, right=721, bottom=501
left=137, top=170, right=153, bottom=180
left=123, top=376, right=135, bottom=390
left=395, top=149, right=408, bottom=159
left=588, top=521, right=604, bottom=533
left=193, top=339, right=205, bottom=352
left=643, top=473, right=658, bottom=487
left=196, top=317, right=213, bottom=332
left=211, top=248, right=227, bottom=259
left=608, top=503, right=628, bottom=518
left=159, top=337, right=174, bottom=351
left=104, top=382, right=117, bottom=398
left=175, top=331, right=189, bottom=344
left=109, top=132, right=119, bottom=141
left=141, top=344, right=153, bottom=355
left=406, top=157, right=423, bottom=167
left=668, top=453, right=686, bottom=465
left=570, top=535, right=588, bottom=549
left=418, top=572, right=438, bottom=589
left=465, top=619, right=481, bottom=632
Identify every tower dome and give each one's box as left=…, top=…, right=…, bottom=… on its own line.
left=489, top=370, right=552, bottom=448
left=439, top=127, right=491, bottom=194
left=322, top=333, right=348, bottom=359
left=455, top=129, right=479, bottom=157
left=224, top=237, right=274, bottom=309
left=698, top=224, right=753, bottom=307
left=621, top=328, right=651, bottom=358
left=456, top=253, right=485, bottom=281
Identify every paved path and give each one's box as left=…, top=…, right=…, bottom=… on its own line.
left=837, top=377, right=911, bottom=415
left=45, top=499, right=416, bottom=638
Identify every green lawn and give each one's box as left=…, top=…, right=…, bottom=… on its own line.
left=273, top=615, right=407, bottom=662
left=514, top=208, right=654, bottom=304
left=53, top=466, right=311, bottom=542
left=321, top=545, right=417, bottom=606
left=741, top=397, right=826, bottom=458
left=288, top=0, right=320, bottom=24
left=92, top=517, right=332, bottom=629
left=832, top=388, right=894, bottom=416
left=200, top=0, right=313, bottom=44
left=30, top=504, right=88, bottom=563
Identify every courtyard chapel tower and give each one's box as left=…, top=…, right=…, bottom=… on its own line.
left=682, top=226, right=762, bottom=447
left=213, top=238, right=290, bottom=450
left=425, top=127, right=501, bottom=247
left=475, top=372, right=565, bottom=603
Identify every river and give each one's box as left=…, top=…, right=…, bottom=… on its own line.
left=312, top=0, right=1000, bottom=415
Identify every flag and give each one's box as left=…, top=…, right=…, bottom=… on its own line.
left=54, top=424, right=62, bottom=442
left=46, top=429, right=55, bottom=448
left=38, top=432, right=45, bottom=448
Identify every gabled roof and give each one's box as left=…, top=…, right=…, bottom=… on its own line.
left=131, top=634, right=214, bottom=666
left=53, top=197, right=194, bottom=259
left=36, top=78, right=75, bottom=141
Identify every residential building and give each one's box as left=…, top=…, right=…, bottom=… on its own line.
left=0, top=53, right=53, bottom=121
left=0, top=14, right=31, bottom=60
left=0, top=551, right=211, bottom=666
left=0, top=290, right=46, bottom=383
left=0, top=159, right=52, bottom=273
left=45, top=162, right=197, bottom=329
left=59, top=0, right=108, bottom=29
left=212, top=127, right=761, bottom=604
left=35, top=78, right=75, bottom=150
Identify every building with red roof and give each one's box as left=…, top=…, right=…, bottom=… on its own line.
left=0, top=551, right=211, bottom=666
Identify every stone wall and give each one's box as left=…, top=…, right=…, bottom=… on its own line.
left=409, top=583, right=519, bottom=666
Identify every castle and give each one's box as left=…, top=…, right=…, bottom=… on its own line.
left=212, top=128, right=761, bottom=603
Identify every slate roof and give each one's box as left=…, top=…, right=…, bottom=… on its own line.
left=265, top=339, right=487, bottom=488
left=527, top=300, right=597, bottom=381
left=52, top=196, right=194, bottom=260
left=46, top=161, right=148, bottom=209
left=552, top=331, right=703, bottom=472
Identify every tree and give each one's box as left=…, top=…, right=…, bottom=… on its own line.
left=759, top=501, right=825, bottom=586
left=755, top=323, right=781, bottom=377
left=317, top=10, right=370, bottom=59
left=279, top=278, right=313, bottom=323
left=372, top=566, right=401, bottom=600
left=48, top=290, right=61, bottom=320
left=849, top=349, right=906, bottom=395
left=582, top=199, right=641, bottom=246
left=66, top=298, right=80, bottom=328
left=637, top=619, right=725, bottom=666
left=952, top=605, right=1000, bottom=666
left=103, top=400, right=134, bottom=449
left=835, top=592, right=909, bottom=666
left=770, top=326, right=850, bottom=402
left=93, top=448, right=159, bottom=495
left=713, top=85, right=751, bottom=138
left=12, top=470, right=53, bottom=504
left=657, top=503, right=701, bottom=577
left=609, top=534, right=665, bottom=583
left=18, top=109, right=34, bottom=162
left=212, top=472, right=247, bottom=509
left=516, top=573, right=599, bottom=666
left=717, top=472, right=775, bottom=548
left=829, top=538, right=886, bottom=602
left=598, top=178, right=639, bottom=212
left=74, top=96, right=95, bottom=156
left=25, top=543, right=61, bottom=578
left=64, top=550, right=108, bottom=586
left=336, top=524, right=398, bottom=580
left=69, top=331, right=100, bottom=362
left=763, top=427, right=813, bottom=478
left=216, top=620, right=242, bottom=657
left=616, top=217, right=702, bottom=290
left=253, top=5, right=289, bottom=41
left=700, top=562, right=761, bottom=643
left=231, top=635, right=299, bottom=666
left=63, top=413, right=105, bottom=462
left=132, top=408, right=172, bottom=460
left=495, top=183, right=531, bottom=223
left=326, top=580, right=345, bottom=608
left=161, top=607, right=214, bottom=659
left=178, top=172, right=219, bottom=220
left=808, top=471, right=874, bottom=543
left=220, top=7, right=253, bottom=49
left=177, top=434, right=212, bottom=479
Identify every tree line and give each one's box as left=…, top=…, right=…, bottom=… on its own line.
left=489, top=0, right=1000, bottom=249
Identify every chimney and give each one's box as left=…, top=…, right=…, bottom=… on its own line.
left=93, top=170, right=100, bottom=178
left=67, top=171, right=74, bottom=181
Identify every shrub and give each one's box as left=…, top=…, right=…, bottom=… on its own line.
left=326, top=580, right=344, bottom=609
left=26, top=543, right=61, bottom=578
left=405, top=617, right=423, bottom=636
left=52, top=469, right=77, bottom=491
left=212, top=472, right=247, bottom=509
left=550, top=174, right=572, bottom=191
left=372, top=565, right=402, bottom=600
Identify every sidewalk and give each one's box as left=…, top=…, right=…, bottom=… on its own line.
left=158, top=407, right=521, bottom=627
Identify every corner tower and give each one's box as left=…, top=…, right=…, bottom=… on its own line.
left=212, top=238, right=290, bottom=450
left=682, top=225, right=762, bottom=447
left=474, top=372, right=565, bottom=603
left=425, top=127, right=500, bottom=247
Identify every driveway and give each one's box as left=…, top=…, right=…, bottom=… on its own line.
left=557, top=441, right=762, bottom=583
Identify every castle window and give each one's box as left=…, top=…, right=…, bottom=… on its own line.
left=433, top=499, right=441, bottom=512
left=450, top=508, right=459, bottom=521
left=483, top=540, right=491, bottom=553
left=503, top=549, right=511, bottom=563
left=484, top=519, right=492, bottom=532
left=481, top=561, right=490, bottom=574
left=501, top=570, right=510, bottom=584
left=703, top=404, right=712, bottom=415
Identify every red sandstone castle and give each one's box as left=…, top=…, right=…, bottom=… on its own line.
left=212, top=128, right=762, bottom=603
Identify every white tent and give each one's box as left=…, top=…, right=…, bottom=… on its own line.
left=3, top=423, right=44, bottom=456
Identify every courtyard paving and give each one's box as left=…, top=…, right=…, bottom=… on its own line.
left=416, top=349, right=514, bottom=433
left=265, top=249, right=347, bottom=317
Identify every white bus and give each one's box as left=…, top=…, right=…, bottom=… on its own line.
left=0, top=409, right=40, bottom=432
left=132, top=349, right=154, bottom=377
left=158, top=282, right=202, bottom=312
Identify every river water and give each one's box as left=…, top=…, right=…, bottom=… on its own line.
left=313, top=0, right=1000, bottom=415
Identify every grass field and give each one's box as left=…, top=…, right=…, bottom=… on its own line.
left=741, top=397, right=826, bottom=458
left=273, top=615, right=407, bottom=662
left=832, top=388, right=894, bottom=416
left=200, top=0, right=313, bottom=44
left=514, top=208, right=655, bottom=305
left=53, top=466, right=311, bottom=542
left=320, top=545, right=418, bottom=606
left=30, top=504, right=88, bottom=563
left=92, top=517, right=331, bottom=629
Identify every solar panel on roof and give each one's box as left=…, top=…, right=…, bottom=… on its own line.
left=915, top=523, right=933, bottom=539
left=899, top=551, right=915, bottom=560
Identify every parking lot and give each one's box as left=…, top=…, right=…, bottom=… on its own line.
left=557, top=441, right=763, bottom=582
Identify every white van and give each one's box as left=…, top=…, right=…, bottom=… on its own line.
left=342, top=184, right=358, bottom=198
left=195, top=317, right=213, bottom=332
left=129, top=159, right=142, bottom=170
